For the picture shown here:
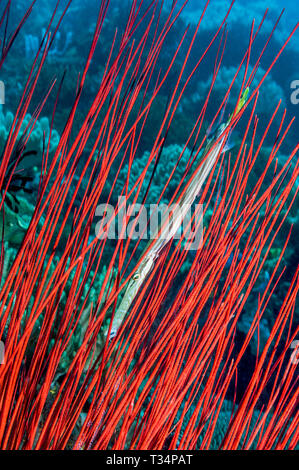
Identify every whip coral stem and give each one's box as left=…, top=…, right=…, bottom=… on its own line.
left=0, top=0, right=298, bottom=450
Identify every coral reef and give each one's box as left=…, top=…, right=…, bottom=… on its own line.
left=114, top=144, right=192, bottom=205
left=0, top=110, right=59, bottom=169
left=25, top=29, right=73, bottom=61
left=0, top=194, right=35, bottom=245
left=180, top=0, right=280, bottom=34
left=0, top=0, right=298, bottom=451
left=183, top=65, right=286, bottom=120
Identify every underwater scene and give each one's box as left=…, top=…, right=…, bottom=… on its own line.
left=0, top=0, right=298, bottom=451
